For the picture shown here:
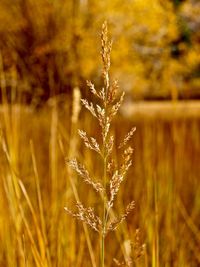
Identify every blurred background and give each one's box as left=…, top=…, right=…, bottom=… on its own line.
left=0, top=0, right=200, bottom=266
left=0, top=0, right=200, bottom=103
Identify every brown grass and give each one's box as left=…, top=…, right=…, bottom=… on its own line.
left=0, top=22, right=200, bottom=267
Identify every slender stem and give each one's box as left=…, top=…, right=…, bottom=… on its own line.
left=101, top=145, right=107, bottom=267
left=101, top=73, right=109, bottom=267
left=101, top=172, right=111, bottom=267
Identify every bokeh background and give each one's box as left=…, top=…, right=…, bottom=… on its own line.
left=0, top=0, right=200, bottom=266
left=0, top=0, right=200, bottom=102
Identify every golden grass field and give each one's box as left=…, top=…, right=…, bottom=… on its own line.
left=0, top=95, right=200, bottom=266
left=0, top=6, right=200, bottom=265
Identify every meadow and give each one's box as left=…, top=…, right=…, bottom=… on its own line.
left=0, top=62, right=200, bottom=267
left=0, top=1, right=200, bottom=266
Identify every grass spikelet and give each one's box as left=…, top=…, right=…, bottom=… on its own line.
left=120, top=147, right=134, bottom=176
left=110, top=92, right=125, bottom=119
left=107, top=79, right=118, bottom=104
left=119, top=127, right=136, bottom=149
left=86, top=80, right=98, bottom=97
left=66, top=158, right=104, bottom=193
left=101, top=22, right=112, bottom=89
left=81, top=99, right=97, bottom=118
left=108, top=170, right=123, bottom=209
left=78, top=130, right=101, bottom=154
left=64, top=202, right=102, bottom=233
left=106, top=201, right=135, bottom=234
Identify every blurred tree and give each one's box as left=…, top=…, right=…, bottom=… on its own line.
left=0, top=0, right=199, bottom=104
left=0, top=0, right=77, bottom=104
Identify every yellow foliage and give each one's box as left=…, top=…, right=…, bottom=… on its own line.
left=0, top=0, right=199, bottom=101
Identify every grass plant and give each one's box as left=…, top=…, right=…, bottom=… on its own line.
left=0, top=21, right=199, bottom=267
left=65, top=22, right=137, bottom=267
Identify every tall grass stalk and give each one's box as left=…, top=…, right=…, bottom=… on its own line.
left=65, top=21, right=135, bottom=266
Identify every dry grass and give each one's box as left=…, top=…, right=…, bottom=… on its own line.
left=0, top=102, right=200, bottom=266
left=65, top=22, right=136, bottom=267
left=0, top=23, right=200, bottom=267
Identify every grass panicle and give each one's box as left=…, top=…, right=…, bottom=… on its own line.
left=65, top=21, right=136, bottom=266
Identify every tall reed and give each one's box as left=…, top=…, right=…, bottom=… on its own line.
left=65, top=22, right=136, bottom=266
